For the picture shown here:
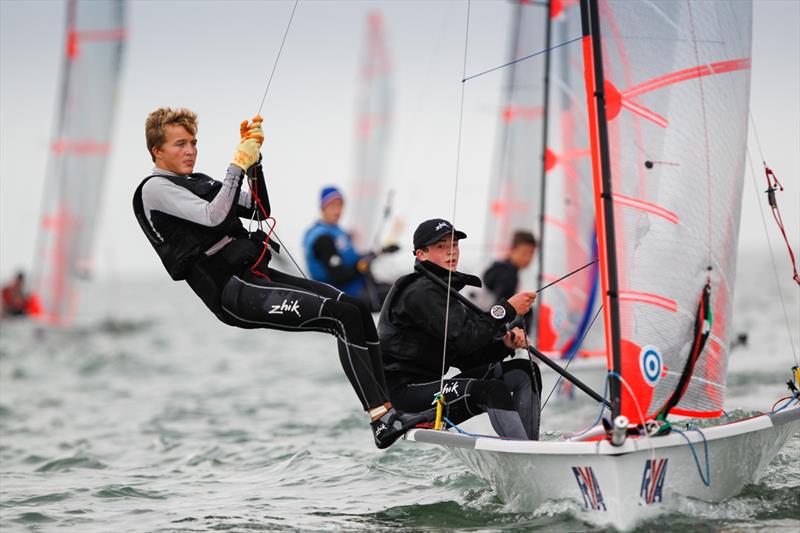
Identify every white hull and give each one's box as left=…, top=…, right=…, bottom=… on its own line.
left=405, top=404, right=800, bottom=530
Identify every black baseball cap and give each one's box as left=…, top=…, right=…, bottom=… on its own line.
left=413, top=218, right=467, bottom=253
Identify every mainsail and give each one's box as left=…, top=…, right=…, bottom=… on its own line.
left=347, top=11, right=392, bottom=250
left=581, top=0, right=752, bottom=421
left=30, top=0, right=126, bottom=324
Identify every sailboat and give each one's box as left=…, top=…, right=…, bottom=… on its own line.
left=481, top=0, right=605, bottom=401
left=405, top=0, right=799, bottom=528
left=29, top=0, right=126, bottom=325
left=348, top=10, right=393, bottom=252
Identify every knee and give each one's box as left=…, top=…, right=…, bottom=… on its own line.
left=339, top=293, right=372, bottom=317
left=470, top=380, right=514, bottom=411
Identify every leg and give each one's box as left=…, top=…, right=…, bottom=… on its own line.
left=499, top=359, right=541, bottom=440
left=266, top=269, right=389, bottom=399
left=219, top=271, right=387, bottom=411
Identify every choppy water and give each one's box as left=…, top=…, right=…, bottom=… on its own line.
left=1, top=251, right=798, bottom=532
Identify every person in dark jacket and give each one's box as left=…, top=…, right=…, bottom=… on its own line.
left=483, top=230, right=537, bottom=301
left=133, top=107, right=422, bottom=449
left=302, top=187, right=398, bottom=312
left=378, top=219, right=542, bottom=440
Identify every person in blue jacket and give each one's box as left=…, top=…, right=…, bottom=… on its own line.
left=303, top=186, right=398, bottom=311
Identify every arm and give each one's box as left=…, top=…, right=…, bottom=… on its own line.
left=142, top=165, right=244, bottom=227
left=404, top=283, right=515, bottom=357
left=237, top=159, right=271, bottom=218
left=312, top=235, right=362, bottom=285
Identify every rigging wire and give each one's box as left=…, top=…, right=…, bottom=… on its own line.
left=257, top=0, right=300, bottom=116
left=539, top=303, right=604, bottom=411
left=438, top=0, right=472, bottom=396
left=462, top=35, right=582, bottom=82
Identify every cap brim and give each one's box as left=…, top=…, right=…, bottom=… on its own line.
left=419, top=229, right=467, bottom=248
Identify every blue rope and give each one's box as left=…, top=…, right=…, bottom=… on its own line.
left=771, top=392, right=799, bottom=414
left=566, top=376, right=610, bottom=439
left=441, top=417, right=515, bottom=440
left=462, top=36, right=582, bottom=82
left=673, top=426, right=711, bottom=487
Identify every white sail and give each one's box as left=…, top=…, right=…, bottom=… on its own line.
left=30, top=0, right=125, bottom=325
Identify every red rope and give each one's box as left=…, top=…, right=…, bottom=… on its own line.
left=246, top=174, right=274, bottom=280
left=764, top=165, right=800, bottom=286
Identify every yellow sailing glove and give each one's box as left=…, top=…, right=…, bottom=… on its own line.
left=240, top=114, right=264, bottom=145
left=232, top=116, right=263, bottom=171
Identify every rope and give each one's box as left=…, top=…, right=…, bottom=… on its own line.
left=563, top=377, right=610, bottom=440
left=672, top=426, right=711, bottom=487
left=771, top=392, right=799, bottom=414
left=438, top=0, right=472, bottom=395
left=746, top=149, right=799, bottom=366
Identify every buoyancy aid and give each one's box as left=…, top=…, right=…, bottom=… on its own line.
left=302, top=221, right=365, bottom=295
left=133, top=173, right=246, bottom=281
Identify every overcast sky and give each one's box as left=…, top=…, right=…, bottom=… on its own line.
left=1, top=0, right=798, bottom=286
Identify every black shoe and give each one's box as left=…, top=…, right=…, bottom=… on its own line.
left=371, top=409, right=431, bottom=449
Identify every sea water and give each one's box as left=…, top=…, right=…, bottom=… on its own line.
left=1, top=249, right=798, bottom=532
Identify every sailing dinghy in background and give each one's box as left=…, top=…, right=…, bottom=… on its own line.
left=348, top=11, right=394, bottom=252
left=29, top=0, right=126, bottom=326
left=406, top=0, right=800, bottom=528
left=479, top=0, right=605, bottom=402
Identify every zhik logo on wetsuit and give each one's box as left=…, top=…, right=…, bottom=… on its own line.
left=442, top=382, right=460, bottom=395
left=269, top=299, right=301, bottom=317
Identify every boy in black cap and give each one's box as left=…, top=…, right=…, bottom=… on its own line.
left=377, top=219, right=542, bottom=440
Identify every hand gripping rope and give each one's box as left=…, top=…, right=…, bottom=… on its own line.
left=763, top=165, right=800, bottom=286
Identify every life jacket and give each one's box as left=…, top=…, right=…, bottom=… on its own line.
left=132, top=173, right=246, bottom=281
left=302, top=221, right=365, bottom=295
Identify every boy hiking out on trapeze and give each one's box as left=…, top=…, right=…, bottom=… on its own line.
left=132, top=107, right=424, bottom=449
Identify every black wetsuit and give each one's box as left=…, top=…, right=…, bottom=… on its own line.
left=133, top=162, right=390, bottom=412
left=378, top=261, right=541, bottom=439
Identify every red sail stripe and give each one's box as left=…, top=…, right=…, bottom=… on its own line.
left=618, top=290, right=678, bottom=312
left=620, top=99, right=669, bottom=128
left=623, top=58, right=750, bottom=99
left=75, top=28, right=126, bottom=42
left=612, top=193, right=679, bottom=224
left=52, top=140, right=110, bottom=155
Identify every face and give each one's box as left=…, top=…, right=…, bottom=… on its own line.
left=416, top=235, right=460, bottom=271
left=321, top=198, right=343, bottom=225
left=510, top=243, right=536, bottom=269
left=152, top=124, right=197, bottom=175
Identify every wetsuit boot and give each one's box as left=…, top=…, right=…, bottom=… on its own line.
left=371, top=408, right=431, bottom=449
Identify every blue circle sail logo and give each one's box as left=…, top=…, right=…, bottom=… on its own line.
left=639, top=345, right=662, bottom=386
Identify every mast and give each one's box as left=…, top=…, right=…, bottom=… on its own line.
left=579, top=0, right=623, bottom=417
left=533, top=0, right=553, bottom=343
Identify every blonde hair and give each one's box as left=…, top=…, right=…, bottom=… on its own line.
left=145, top=107, right=198, bottom=161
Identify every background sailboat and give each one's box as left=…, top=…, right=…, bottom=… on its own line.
left=406, top=0, right=799, bottom=528
left=347, top=10, right=393, bottom=252
left=29, top=0, right=126, bottom=325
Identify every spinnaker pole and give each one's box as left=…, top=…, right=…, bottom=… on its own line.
left=579, top=0, right=623, bottom=418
